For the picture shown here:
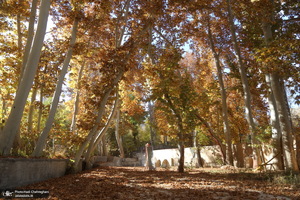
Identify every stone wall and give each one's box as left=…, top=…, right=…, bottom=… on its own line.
left=0, top=158, right=68, bottom=189
left=150, top=146, right=223, bottom=168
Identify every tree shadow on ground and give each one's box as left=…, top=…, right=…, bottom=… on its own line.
left=19, top=166, right=297, bottom=200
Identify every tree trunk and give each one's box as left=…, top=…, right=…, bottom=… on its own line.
left=37, top=87, right=44, bottom=132
left=20, top=0, right=38, bottom=81
left=14, top=11, right=23, bottom=153
left=235, top=142, right=244, bottom=168
left=269, top=74, right=298, bottom=171
left=196, top=113, right=226, bottom=162
left=28, top=88, right=37, bottom=133
left=74, top=71, right=124, bottom=171
left=32, top=17, right=79, bottom=157
left=206, top=18, right=233, bottom=165
left=145, top=143, right=155, bottom=170
left=193, top=131, right=203, bottom=168
left=226, top=0, right=261, bottom=167
left=261, top=7, right=298, bottom=171
left=163, top=92, right=186, bottom=172
left=84, top=93, right=119, bottom=167
left=70, top=60, right=85, bottom=133
left=265, top=74, right=284, bottom=170
left=16, top=11, right=22, bottom=85
left=115, top=100, right=125, bottom=158
left=101, top=135, right=107, bottom=156
left=148, top=101, right=157, bottom=148
left=296, top=134, right=300, bottom=168
left=178, top=141, right=185, bottom=173
left=0, top=0, right=50, bottom=155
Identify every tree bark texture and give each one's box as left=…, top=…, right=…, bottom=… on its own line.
left=70, top=60, right=85, bottom=133
left=178, top=142, right=185, bottom=173
left=193, top=131, right=203, bottom=168
left=37, top=87, right=44, bottom=132
left=265, top=74, right=284, bottom=170
left=27, top=88, right=37, bottom=133
left=115, top=99, right=125, bottom=158
left=235, top=142, right=244, bottom=168
left=145, top=143, right=155, bottom=170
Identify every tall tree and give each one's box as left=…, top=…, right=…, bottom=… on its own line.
left=226, top=0, right=262, bottom=167
left=205, top=13, right=233, bottom=166
left=249, top=0, right=299, bottom=171
left=0, top=0, right=51, bottom=155
left=115, top=94, right=125, bottom=158
left=32, top=7, right=80, bottom=157
left=70, top=60, right=85, bottom=134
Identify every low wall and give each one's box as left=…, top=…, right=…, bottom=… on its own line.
left=151, top=146, right=223, bottom=168
left=0, top=158, right=68, bottom=189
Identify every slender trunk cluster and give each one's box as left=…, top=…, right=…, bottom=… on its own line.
left=206, top=17, right=233, bottom=165
left=32, top=17, right=79, bottom=157
left=226, top=0, right=262, bottom=167
left=0, top=0, right=51, bottom=155
left=74, top=70, right=125, bottom=171
left=84, top=92, right=121, bottom=169
left=115, top=96, right=125, bottom=158
left=261, top=2, right=298, bottom=171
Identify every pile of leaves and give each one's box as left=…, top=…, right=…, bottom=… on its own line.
left=19, top=167, right=299, bottom=199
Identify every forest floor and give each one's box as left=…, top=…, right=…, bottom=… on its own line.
left=19, top=166, right=299, bottom=200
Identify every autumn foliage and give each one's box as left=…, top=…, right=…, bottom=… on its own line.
left=0, top=0, right=299, bottom=172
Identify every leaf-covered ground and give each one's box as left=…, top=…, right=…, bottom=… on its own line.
left=20, top=167, right=299, bottom=200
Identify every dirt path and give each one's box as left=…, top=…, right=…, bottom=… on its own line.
left=19, top=167, right=299, bottom=200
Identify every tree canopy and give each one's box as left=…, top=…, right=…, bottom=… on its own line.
left=0, top=0, right=299, bottom=172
